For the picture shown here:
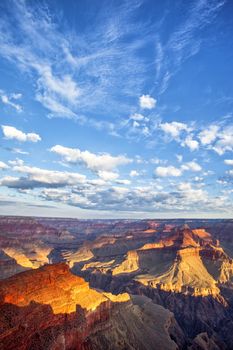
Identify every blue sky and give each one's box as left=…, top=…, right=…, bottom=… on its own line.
left=0, top=0, right=233, bottom=218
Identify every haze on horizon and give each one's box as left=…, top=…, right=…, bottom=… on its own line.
left=0, top=0, right=233, bottom=219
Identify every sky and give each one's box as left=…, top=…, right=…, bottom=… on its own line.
left=0, top=0, right=233, bottom=219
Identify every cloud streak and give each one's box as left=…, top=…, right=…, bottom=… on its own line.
left=0, top=90, right=22, bottom=112
left=0, top=0, right=150, bottom=123
left=155, top=0, right=226, bottom=94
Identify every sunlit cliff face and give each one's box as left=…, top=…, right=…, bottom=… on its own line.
left=0, top=263, right=130, bottom=314
left=1, top=218, right=233, bottom=349
left=78, top=225, right=233, bottom=299
left=135, top=247, right=220, bottom=297
left=63, top=236, right=117, bottom=268
left=2, top=246, right=52, bottom=269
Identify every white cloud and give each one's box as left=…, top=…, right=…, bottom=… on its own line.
left=198, top=125, right=219, bottom=145
left=139, top=94, right=156, bottom=109
left=212, top=125, right=233, bottom=155
left=8, top=158, right=24, bottom=166
left=160, top=121, right=190, bottom=139
left=0, top=90, right=22, bottom=112
left=130, top=170, right=139, bottom=177
left=36, top=94, right=77, bottom=119
left=14, top=165, right=86, bottom=184
left=0, top=0, right=148, bottom=125
left=177, top=182, right=207, bottom=202
left=181, top=161, right=202, bottom=172
left=130, top=113, right=145, bottom=121
left=38, top=179, right=225, bottom=214
left=2, top=125, right=41, bottom=142
left=182, top=135, right=199, bottom=151
left=37, top=66, right=80, bottom=104
left=154, top=166, right=182, bottom=177
left=97, top=170, right=119, bottom=181
left=159, top=121, right=233, bottom=156
left=142, top=126, right=150, bottom=136
left=224, top=159, right=233, bottom=166
left=50, top=145, right=132, bottom=174
left=0, top=165, right=87, bottom=189
left=135, top=155, right=145, bottom=164
left=132, top=121, right=140, bottom=128
left=150, top=158, right=165, bottom=165
left=0, top=161, right=9, bottom=170
left=176, top=154, right=183, bottom=163
left=155, top=160, right=202, bottom=177
left=11, top=148, right=29, bottom=155
left=155, top=1, right=225, bottom=95
left=193, top=176, right=203, bottom=182
left=115, top=179, right=131, bottom=185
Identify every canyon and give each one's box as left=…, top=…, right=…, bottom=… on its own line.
left=0, top=216, right=233, bottom=349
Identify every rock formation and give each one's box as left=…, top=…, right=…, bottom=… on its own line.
left=0, top=263, right=183, bottom=350
left=1, top=216, right=233, bottom=349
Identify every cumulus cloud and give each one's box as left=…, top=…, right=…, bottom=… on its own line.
left=212, top=125, right=233, bottom=155
left=130, top=170, right=140, bottom=177
left=97, top=170, right=119, bottom=181
left=139, top=94, right=156, bottom=109
left=125, top=112, right=153, bottom=140
left=0, top=160, right=227, bottom=214
left=0, top=161, right=129, bottom=190
left=41, top=188, right=92, bottom=207
left=198, top=125, right=219, bottom=145
left=159, top=121, right=233, bottom=155
left=160, top=121, right=190, bottom=139
left=181, top=161, right=202, bottom=172
left=159, top=120, right=233, bottom=156
left=224, top=159, right=233, bottom=165
left=226, top=169, right=233, bottom=176
left=0, top=165, right=86, bottom=189
left=38, top=180, right=225, bottom=214
left=1, top=125, right=41, bottom=142
left=50, top=145, right=132, bottom=177
left=154, top=166, right=182, bottom=177
left=154, top=161, right=202, bottom=177
left=176, top=182, right=207, bottom=203
left=8, top=158, right=24, bottom=166
left=0, top=161, right=9, bottom=170
left=182, top=135, right=199, bottom=151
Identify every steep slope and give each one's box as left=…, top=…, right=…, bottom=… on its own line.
left=64, top=231, right=155, bottom=269
left=88, top=295, right=185, bottom=350
left=0, top=263, right=184, bottom=350
left=200, top=245, right=233, bottom=284
left=0, top=263, right=129, bottom=313
left=113, top=250, right=139, bottom=275
left=136, top=247, right=219, bottom=296
left=2, top=246, right=52, bottom=269
left=108, top=226, right=232, bottom=297
left=0, top=250, right=29, bottom=280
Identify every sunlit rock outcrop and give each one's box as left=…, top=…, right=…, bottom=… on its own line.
left=112, top=250, right=139, bottom=275
left=0, top=263, right=184, bottom=350
left=0, top=263, right=130, bottom=313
